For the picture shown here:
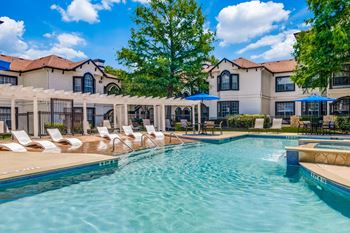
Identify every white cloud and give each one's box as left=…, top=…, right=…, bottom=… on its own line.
left=244, top=30, right=298, bottom=60
left=216, top=1, right=290, bottom=46
left=0, top=17, right=87, bottom=60
left=51, top=0, right=148, bottom=24
left=51, top=0, right=100, bottom=24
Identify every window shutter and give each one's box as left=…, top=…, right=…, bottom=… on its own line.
left=217, top=76, right=221, bottom=92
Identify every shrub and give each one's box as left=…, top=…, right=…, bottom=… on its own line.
left=336, top=116, right=350, bottom=132
left=44, top=122, right=66, bottom=133
left=226, top=114, right=271, bottom=128
left=175, top=122, right=183, bottom=131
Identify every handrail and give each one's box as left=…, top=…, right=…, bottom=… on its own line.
left=112, top=137, right=134, bottom=153
left=169, top=132, right=184, bottom=145
left=141, top=133, right=159, bottom=148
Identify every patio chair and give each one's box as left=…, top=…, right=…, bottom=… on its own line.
left=297, top=121, right=311, bottom=134
left=145, top=125, right=164, bottom=139
left=103, top=120, right=118, bottom=133
left=250, top=118, right=264, bottom=131
left=270, top=118, right=283, bottom=131
left=97, top=126, right=121, bottom=140
left=0, top=142, right=27, bottom=152
left=47, top=128, right=82, bottom=147
left=11, top=130, right=58, bottom=150
left=122, top=125, right=143, bottom=140
left=181, top=119, right=195, bottom=134
left=321, top=121, right=336, bottom=135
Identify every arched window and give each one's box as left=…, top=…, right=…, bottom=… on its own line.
left=331, top=96, right=350, bottom=115
left=217, top=70, right=239, bottom=91
left=83, top=73, right=95, bottom=93
left=105, top=82, right=121, bottom=95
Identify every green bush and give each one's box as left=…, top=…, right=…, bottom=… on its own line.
left=175, top=122, right=183, bottom=131
left=44, top=122, right=66, bottom=133
left=336, top=116, right=350, bottom=132
left=226, top=114, right=271, bottom=128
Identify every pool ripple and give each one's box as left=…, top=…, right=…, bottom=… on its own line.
left=1, top=138, right=350, bottom=232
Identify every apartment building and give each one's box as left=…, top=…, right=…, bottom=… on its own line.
left=0, top=54, right=122, bottom=132
left=205, top=57, right=350, bottom=121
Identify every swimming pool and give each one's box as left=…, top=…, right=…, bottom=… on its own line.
left=1, top=137, right=350, bottom=232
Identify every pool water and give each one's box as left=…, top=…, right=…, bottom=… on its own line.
left=1, top=137, right=350, bottom=232
left=315, top=142, right=350, bottom=151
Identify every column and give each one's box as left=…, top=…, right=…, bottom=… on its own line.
left=197, top=103, right=201, bottom=133
left=124, top=104, right=128, bottom=125
left=161, top=104, right=166, bottom=131
left=118, top=105, right=123, bottom=129
left=192, top=105, right=195, bottom=126
left=153, top=105, right=157, bottom=129
left=113, top=104, right=117, bottom=129
left=33, top=97, right=39, bottom=138
left=327, top=102, right=331, bottom=115
left=83, top=100, right=88, bottom=135
left=11, top=98, right=16, bottom=130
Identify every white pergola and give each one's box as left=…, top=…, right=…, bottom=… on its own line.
left=0, top=84, right=201, bottom=137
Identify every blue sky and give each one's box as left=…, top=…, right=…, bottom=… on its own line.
left=0, top=0, right=311, bottom=67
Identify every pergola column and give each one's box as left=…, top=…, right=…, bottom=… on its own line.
left=33, top=97, right=39, bottom=138
left=113, top=104, right=117, bottom=129
left=11, top=98, right=16, bottom=130
left=118, top=105, right=123, bottom=129
left=192, top=105, right=195, bottom=126
left=124, top=104, right=128, bottom=125
left=83, top=99, right=88, bottom=135
left=161, top=104, right=166, bottom=131
left=327, top=102, right=331, bottom=115
left=153, top=105, right=157, bottom=130
left=197, top=103, right=201, bottom=133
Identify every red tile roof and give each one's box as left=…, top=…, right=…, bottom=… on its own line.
left=233, top=57, right=260, bottom=68
left=260, top=59, right=297, bottom=73
left=0, top=54, right=88, bottom=72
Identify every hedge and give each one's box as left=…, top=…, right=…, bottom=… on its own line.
left=226, top=114, right=271, bottom=128
left=336, top=116, right=350, bottom=133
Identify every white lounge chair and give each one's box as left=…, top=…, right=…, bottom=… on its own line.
left=97, top=127, right=120, bottom=140
left=122, top=125, right=142, bottom=140
left=47, top=128, right=82, bottom=147
left=252, top=118, right=265, bottom=130
left=270, top=118, right=283, bottom=130
left=145, top=125, right=164, bottom=139
left=11, top=130, right=58, bottom=150
left=0, top=143, right=27, bottom=152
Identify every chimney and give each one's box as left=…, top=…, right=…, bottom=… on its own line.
left=93, top=59, right=105, bottom=71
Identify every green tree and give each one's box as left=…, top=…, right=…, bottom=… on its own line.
left=117, top=0, right=215, bottom=97
left=292, top=0, right=350, bottom=91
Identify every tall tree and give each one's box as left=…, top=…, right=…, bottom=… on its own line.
left=117, top=0, right=215, bottom=97
left=292, top=0, right=350, bottom=91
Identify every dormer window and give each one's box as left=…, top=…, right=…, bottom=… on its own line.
left=217, top=70, right=239, bottom=91
left=73, top=73, right=95, bottom=93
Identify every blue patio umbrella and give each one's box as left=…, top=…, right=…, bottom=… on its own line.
left=295, top=94, right=336, bottom=118
left=0, top=59, right=11, bottom=71
left=185, top=93, right=220, bottom=102
left=295, top=94, right=336, bottom=102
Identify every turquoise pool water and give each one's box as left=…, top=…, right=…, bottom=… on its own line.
left=1, top=137, right=350, bottom=232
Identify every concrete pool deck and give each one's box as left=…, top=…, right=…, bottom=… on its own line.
left=301, top=162, right=350, bottom=189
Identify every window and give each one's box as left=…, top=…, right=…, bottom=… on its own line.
left=217, top=71, right=239, bottom=91
left=302, top=102, right=327, bottom=116
left=105, top=83, right=121, bottom=95
left=0, top=75, right=17, bottom=85
left=332, top=65, right=350, bottom=88
left=0, top=107, right=17, bottom=130
left=73, top=77, right=82, bottom=92
left=217, top=101, right=239, bottom=118
left=331, top=97, right=350, bottom=115
left=73, top=107, right=95, bottom=127
left=275, top=76, right=295, bottom=92
left=275, top=102, right=295, bottom=119
left=84, top=73, right=94, bottom=93
left=73, top=73, right=95, bottom=93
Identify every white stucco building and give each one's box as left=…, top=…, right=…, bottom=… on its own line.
left=205, top=57, right=350, bottom=122
left=0, top=54, right=122, bottom=133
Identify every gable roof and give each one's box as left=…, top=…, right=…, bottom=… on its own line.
left=0, top=54, right=119, bottom=79
left=207, top=57, right=296, bottom=74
